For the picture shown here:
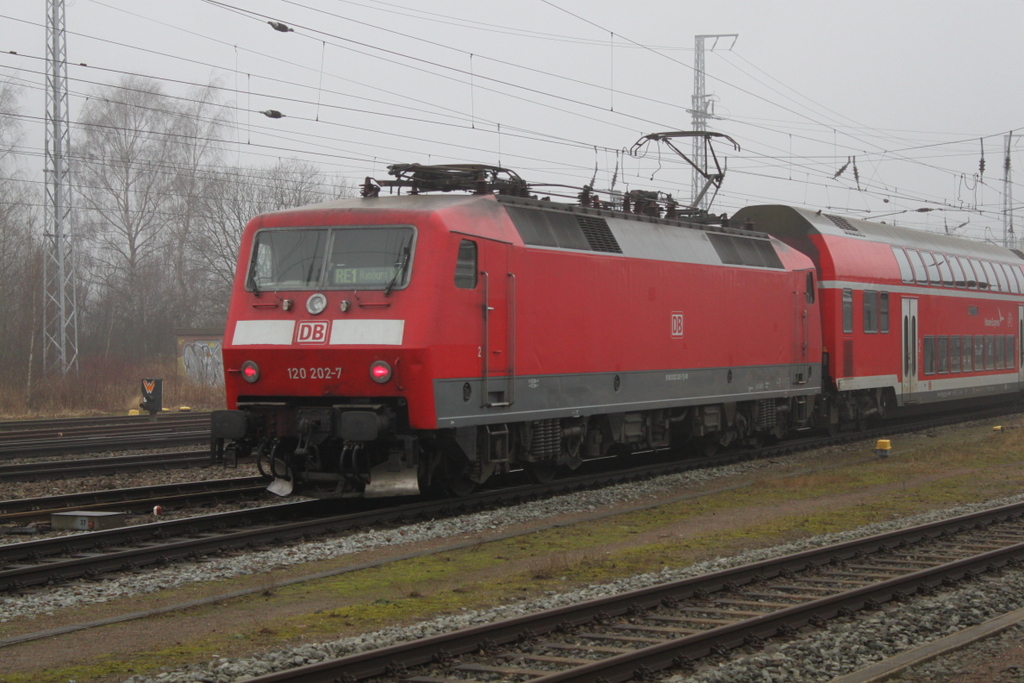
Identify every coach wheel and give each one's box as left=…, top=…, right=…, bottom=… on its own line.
left=524, top=460, right=559, bottom=484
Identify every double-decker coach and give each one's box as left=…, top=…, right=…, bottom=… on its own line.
left=734, top=205, right=1024, bottom=425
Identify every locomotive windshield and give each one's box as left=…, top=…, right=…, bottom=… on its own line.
left=248, top=226, right=414, bottom=291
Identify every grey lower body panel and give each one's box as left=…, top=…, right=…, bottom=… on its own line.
left=434, top=364, right=821, bottom=428
left=901, top=381, right=1021, bottom=406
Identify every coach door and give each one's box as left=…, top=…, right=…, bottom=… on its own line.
left=478, top=238, right=515, bottom=408
left=902, top=298, right=919, bottom=401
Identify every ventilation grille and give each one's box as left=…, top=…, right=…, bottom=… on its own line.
left=575, top=215, right=622, bottom=253
left=824, top=213, right=863, bottom=237
left=707, top=233, right=784, bottom=269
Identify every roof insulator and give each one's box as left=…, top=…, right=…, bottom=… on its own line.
left=268, top=21, right=294, bottom=33
left=261, top=110, right=285, bottom=119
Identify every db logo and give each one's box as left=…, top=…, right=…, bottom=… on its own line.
left=296, top=320, right=330, bottom=344
left=670, top=312, right=684, bottom=338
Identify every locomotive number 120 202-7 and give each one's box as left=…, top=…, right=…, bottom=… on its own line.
left=286, top=367, right=343, bottom=380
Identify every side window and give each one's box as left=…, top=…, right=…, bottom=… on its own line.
left=923, top=252, right=941, bottom=286
left=893, top=248, right=914, bottom=284
left=993, top=263, right=1009, bottom=292
left=996, top=335, right=1005, bottom=369
left=923, top=336, right=935, bottom=375
left=842, top=289, right=854, bottom=334
left=454, top=240, right=478, bottom=289
left=805, top=271, right=815, bottom=304
left=1007, top=335, right=1016, bottom=370
left=880, top=292, right=890, bottom=333
left=970, top=259, right=987, bottom=289
left=1015, top=266, right=1024, bottom=292
left=963, top=335, right=973, bottom=372
left=1000, top=264, right=1019, bottom=293
left=937, top=336, right=949, bottom=373
left=974, top=335, right=985, bottom=371
left=985, top=335, right=995, bottom=370
left=950, top=336, right=961, bottom=372
left=950, top=256, right=967, bottom=288
left=907, top=250, right=927, bottom=284
left=863, top=290, right=878, bottom=333
left=983, top=261, right=1000, bottom=291
left=937, top=256, right=953, bottom=287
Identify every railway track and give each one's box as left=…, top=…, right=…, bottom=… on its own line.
left=0, top=412, right=211, bottom=458
left=0, top=476, right=270, bottom=525
left=0, top=405, right=1015, bottom=593
left=235, top=500, right=1024, bottom=683
left=0, top=449, right=217, bottom=482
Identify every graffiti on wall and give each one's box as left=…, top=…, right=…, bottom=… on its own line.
left=181, top=339, right=224, bottom=386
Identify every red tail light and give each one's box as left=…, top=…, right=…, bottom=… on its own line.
left=369, top=361, right=392, bottom=383
left=241, top=360, right=260, bottom=383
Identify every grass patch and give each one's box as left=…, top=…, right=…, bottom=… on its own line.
left=10, top=421, right=1024, bottom=682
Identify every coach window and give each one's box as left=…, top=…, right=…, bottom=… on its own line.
left=996, top=336, right=1005, bottom=369
left=842, top=289, right=854, bottom=334
left=963, top=335, right=973, bottom=372
left=893, top=248, right=914, bottom=284
left=863, top=290, right=878, bottom=333
left=923, top=336, right=935, bottom=375
left=961, top=258, right=979, bottom=289
left=985, top=335, right=995, bottom=370
left=969, top=259, right=987, bottom=289
left=974, top=336, right=985, bottom=371
left=454, top=239, right=478, bottom=289
left=937, top=256, right=954, bottom=287
left=924, top=252, right=941, bottom=286
left=880, top=292, right=890, bottom=333
left=950, top=336, right=961, bottom=372
left=937, top=336, right=949, bottom=373
left=950, top=256, right=967, bottom=288
left=1014, top=266, right=1024, bottom=292
left=983, top=261, right=1000, bottom=291
left=1000, top=264, right=1019, bottom=293
left=993, top=263, right=1010, bottom=292
left=909, top=250, right=930, bottom=285
left=1007, top=335, right=1016, bottom=370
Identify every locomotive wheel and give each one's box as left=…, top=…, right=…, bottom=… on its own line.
left=524, top=460, right=558, bottom=484
left=438, top=447, right=477, bottom=497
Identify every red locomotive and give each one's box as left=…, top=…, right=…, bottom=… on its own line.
left=211, top=165, right=1024, bottom=498
left=211, top=165, right=824, bottom=497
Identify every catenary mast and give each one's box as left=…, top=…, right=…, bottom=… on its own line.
left=43, top=0, right=79, bottom=375
left=690, top=34, right=737, bottom=212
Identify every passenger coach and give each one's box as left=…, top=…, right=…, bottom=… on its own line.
left=734, top=205, right=1024, bottom=423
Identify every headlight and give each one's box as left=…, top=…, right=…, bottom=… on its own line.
left=369, top=360, right=392, bottom=384
left=306, top=293, right=327, bottom=315
left=241, top=360, right=260, bottom=383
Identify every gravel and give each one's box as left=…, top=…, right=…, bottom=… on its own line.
left=106, top=488, right=1024, bottom=683
left=0, top=458, right=771, bottom=622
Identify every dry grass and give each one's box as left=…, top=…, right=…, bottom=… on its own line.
left=0, top=358, right=225, bottom=419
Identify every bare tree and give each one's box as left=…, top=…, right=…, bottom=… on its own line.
left=0, top=79, right=41, bottom=400
left=189, top=159, right=349, bottom=322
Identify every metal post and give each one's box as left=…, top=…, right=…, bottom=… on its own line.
left=1004, top=132, right=1014, bottom=250
left=43, top=0, right=78, bottom=376
left=690, top=34, right=737, bottom=212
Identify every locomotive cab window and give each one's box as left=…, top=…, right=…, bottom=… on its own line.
left=805, top=271, right=815, bottom=304
left=249, top=226, right=415, bottom=291
left=454, top=239, right=478, bottom=289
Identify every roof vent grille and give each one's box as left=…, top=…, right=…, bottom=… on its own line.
left=575, top=215, right=622, bottom=253
left=824, top=213, right=863, bottom=237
